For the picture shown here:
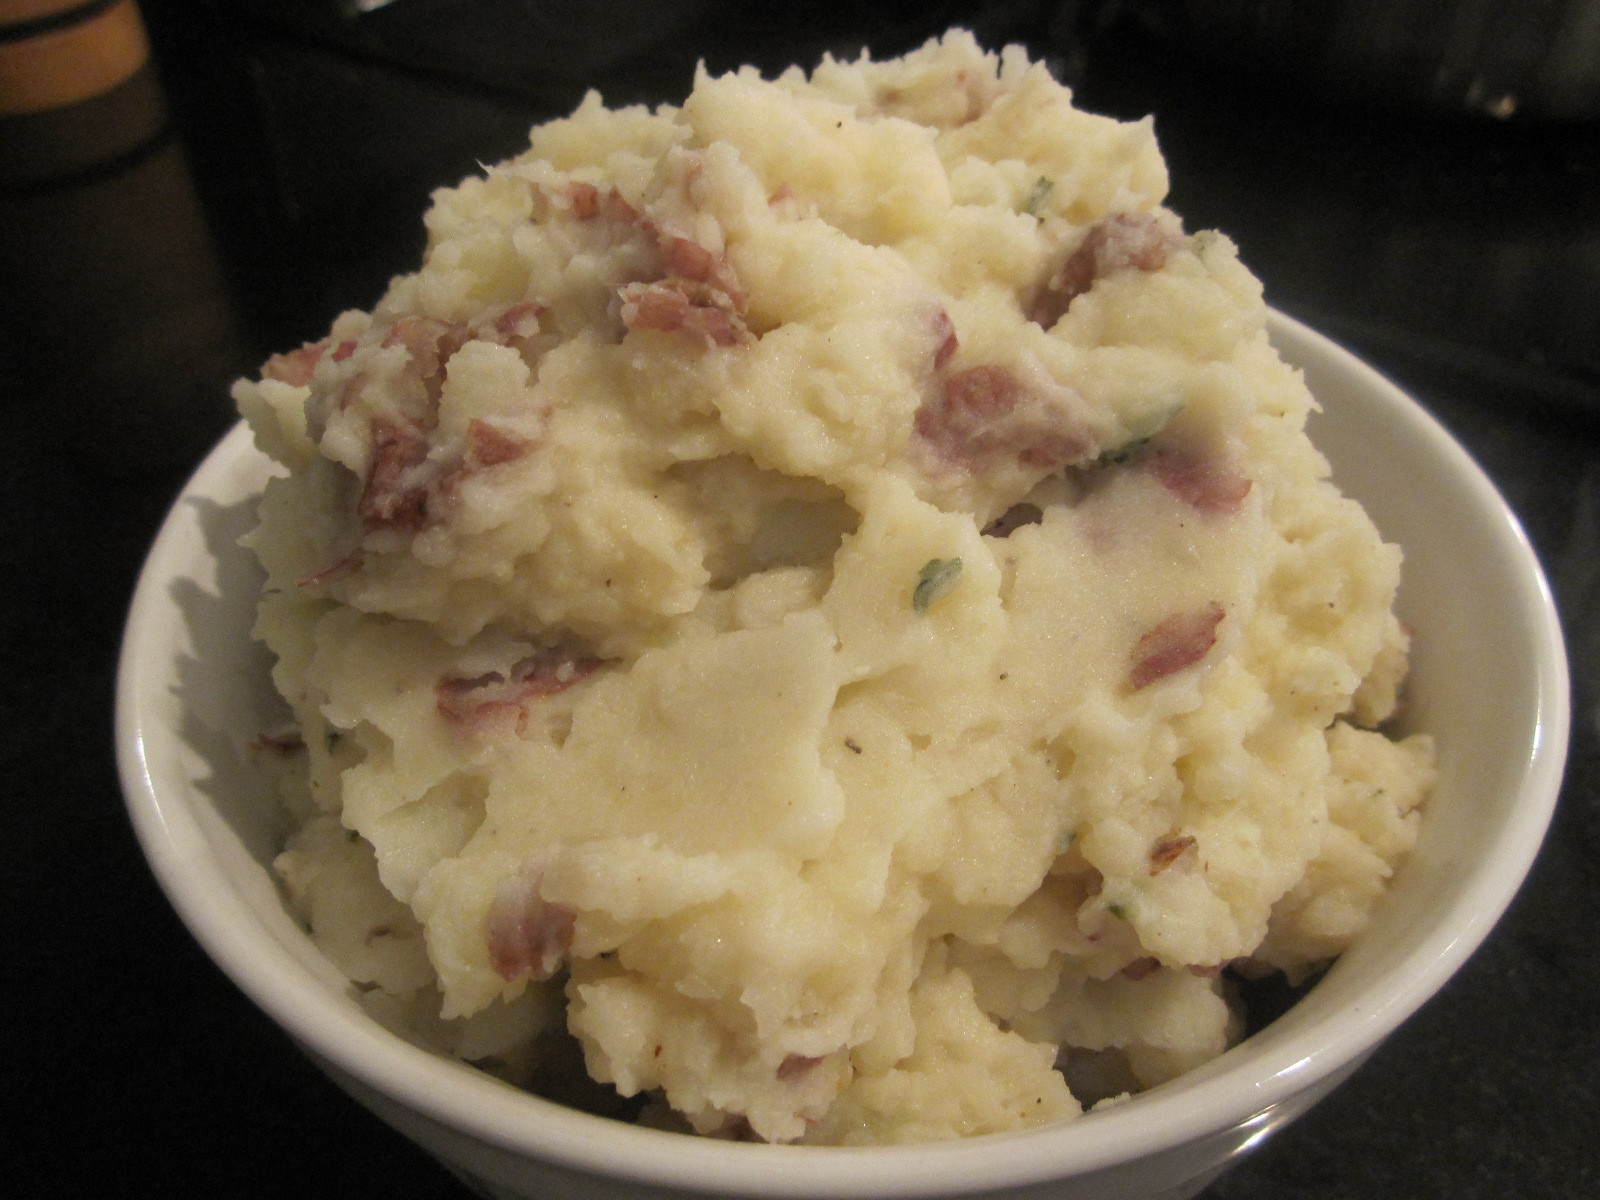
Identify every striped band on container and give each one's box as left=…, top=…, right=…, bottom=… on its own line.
left=0, top=0, right=149, bottom=115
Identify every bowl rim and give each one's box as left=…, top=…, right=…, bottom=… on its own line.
left=116, top=309, right=1569, bottom=1197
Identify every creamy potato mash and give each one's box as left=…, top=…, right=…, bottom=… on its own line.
left=237, top=30, right=1434, bottom=1145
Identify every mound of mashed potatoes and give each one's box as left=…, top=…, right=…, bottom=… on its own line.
left=237, top=30, right=1435, bottom=1145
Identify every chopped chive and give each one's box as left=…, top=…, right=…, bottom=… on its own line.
left=1096, top=402, right=1185, bottom=466
left=1096, top=435, right=1154, bottom=466
left=913, top=558, right=962, bottom=613
left=1022, top=177, right=1054, bottom=217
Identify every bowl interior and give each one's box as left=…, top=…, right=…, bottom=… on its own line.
left=116, top=311, right=1568, bottom=1198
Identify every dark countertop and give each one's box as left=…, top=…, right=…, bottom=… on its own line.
left=4, top=2, right=1596, bottom=1196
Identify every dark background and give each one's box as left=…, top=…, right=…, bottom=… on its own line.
left=3, top=1, right=1597, bottom=1196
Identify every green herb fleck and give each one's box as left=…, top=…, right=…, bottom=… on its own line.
left=1022, top=177, right=1054, bottom=217
left=1095, top=402, right=1184, bottom=466
left=1191, top=229, right=1219, bottom=254
left=912, top=558, right=962, bottom=613
left=1107, top=903, right=1128, bottom=920
left=1096, top=434, right=1154, bottom=467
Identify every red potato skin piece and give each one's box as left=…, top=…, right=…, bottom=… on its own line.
left=660, top=234, right=717, bottom=283
left=1031, top=212, right=1181, bottom=329
left=332, top=416, right=532, bottom=552
left=486, top=874, right=577, bottom=982
left=620, top=280, right=749, bottom=347
left=382, top=316, right=471, bottom=387
left=301, top=415, right=531, bottom=586
left=914, top=363, right=1019, bottom=460
left=464, top=418, right=530, bottom=468
left=621, top=282, right=693, bottom=332
left=358, top=418, right=431, bottom=530
left=365, top=314, right=538, bottom=522
left=1149, top=835, right=1198, bottom=874
left=569, top=180, right=601, bottom=219
left=572, top=171, right=750, bottom=349
left=669, top=233, right=747, bottom=309
left=270, top=298, right=549, bottom=575
left=932, top=310, right=959, bottom=370
left=943, top=363, right=1020, bottom=419
left=619, top=221, right=750, bottom=348
left=567, top=180, right=638, bottom=224
left=261, top=339, right=327, bottom=386
left=1065, top=212, right=1174, bottom=285
left=915, top=364, right=1089, bottom=472
left=431, top=418, right=537, bottom=511
left=276, top=299, right=536, bottom=399
left=1148, top=444, right=1253, bottom=516
left=1128, top=603, right=1225, bottom=691
left=436, top=650, right=603, bottom=735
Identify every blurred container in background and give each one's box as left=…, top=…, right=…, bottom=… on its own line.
left=1, top=0, right=247, bottom=474
left=1, top=0, right=150, bottom=116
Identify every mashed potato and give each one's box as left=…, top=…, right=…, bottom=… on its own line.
left=237, top=30, right=1434, bottom=1145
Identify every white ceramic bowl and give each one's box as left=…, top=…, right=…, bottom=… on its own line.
left=116, top=310, right=1569, bottom=1200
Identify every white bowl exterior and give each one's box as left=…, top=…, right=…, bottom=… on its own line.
left=314, top=1048, right=1370, bottom=1200
left=116, top=311, right=1568, bottom=1200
